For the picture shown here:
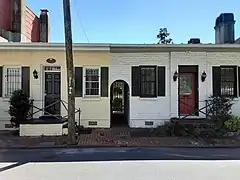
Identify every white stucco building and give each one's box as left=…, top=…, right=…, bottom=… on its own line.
left=1, top=43, right=240, bottom=134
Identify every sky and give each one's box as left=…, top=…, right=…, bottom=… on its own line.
left=26, top=0, right=240, bottom=44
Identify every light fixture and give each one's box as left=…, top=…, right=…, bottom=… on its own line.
left=201, top=71, right=207, bottom=82
left=173, top=71, right=178, bottom=82
left=33, top=69, right=38, bottom=79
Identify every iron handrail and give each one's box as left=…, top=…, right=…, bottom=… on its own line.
left=179, top=99, right=215, bottom=120
left=23, top=99, right=81, bottom=125
left=178, top=98, right=233, bottom=121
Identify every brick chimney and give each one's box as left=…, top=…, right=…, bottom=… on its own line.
left=39, top=9, right=49, bottom=42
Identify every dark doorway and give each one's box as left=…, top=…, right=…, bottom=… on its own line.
left=44, top=72, right=61, bottom=115
left=178, top=65, right=199, bottom=116
left=110, top=80, right=129, bottom=127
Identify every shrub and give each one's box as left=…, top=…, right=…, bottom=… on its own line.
left=155, top=121, right=188, bottom=137
left=8, top=90, right=31, bottom=128
left=224, top=116, right=240, bottom=132
left=207, top=96, right=234, bottom=130
left=208, top=96, right=234, bottom=120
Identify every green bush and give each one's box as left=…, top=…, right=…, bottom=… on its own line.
left=9, top=90, right=31, bottom=128
left=224, top=116, right=240, bottom=132
left=155, top=121, right=188, bottom=137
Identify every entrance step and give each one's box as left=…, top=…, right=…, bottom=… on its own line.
left=38, top=115, right=67, bottom=123
left=39, top=115, right=62, bottom=120
left=170, top=117, right=215, bottom=125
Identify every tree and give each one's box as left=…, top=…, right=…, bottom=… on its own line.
left=157, top=28, right=172, bottom=44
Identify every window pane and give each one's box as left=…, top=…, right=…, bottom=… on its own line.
left=5, top=68, right=21, bottom=97
left=220, top=67, right=235, bottom=96
left=221, top=82, right=234, bottom=96
left=140, top=67, right=156, bottom=96
left=85, top=68, right=100, bottom=96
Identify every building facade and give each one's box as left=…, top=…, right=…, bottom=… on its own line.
left=1, top=43, right=240, bottom=130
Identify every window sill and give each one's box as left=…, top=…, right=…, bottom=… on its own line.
left=139, top=97, right=158, bottom=101
left=82, top=95, right=101, bottom=100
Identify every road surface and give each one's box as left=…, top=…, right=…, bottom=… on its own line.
left=0, top=147, right=240, bottom=180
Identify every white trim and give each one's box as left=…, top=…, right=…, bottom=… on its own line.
left=2, top=66, right=22, bottom=99
left=0, top=43, right=110, bottom=51
left=0, top=42, right=239, bottom=51
left=42, top=65, right=62, bottom=115
left=44, top=66, right=61, bottom=72
left=83, top=66, right=101, bottom=98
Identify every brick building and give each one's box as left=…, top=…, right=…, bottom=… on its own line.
left=0, top=0, right=49, bottom=42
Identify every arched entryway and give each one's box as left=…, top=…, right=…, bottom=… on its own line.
left=110, top=80, right=130, bottom=127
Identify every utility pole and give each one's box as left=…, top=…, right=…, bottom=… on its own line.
left=63, top=0, right=76, bottom=144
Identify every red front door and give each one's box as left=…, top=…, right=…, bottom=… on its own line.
left=179, top=73, right=195, bottom=115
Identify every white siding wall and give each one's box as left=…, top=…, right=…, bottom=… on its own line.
left=171, top=52, right=208, bottom=118
left=206, top=52, right=240, bottom=116
left=112, top=51, right=240, bottom=128
left=111, top=53, right=170, bottom=128
left=75, top=98, right=110, bottom=128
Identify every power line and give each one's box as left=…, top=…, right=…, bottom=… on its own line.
left=73, top=0, right=90, bottom=43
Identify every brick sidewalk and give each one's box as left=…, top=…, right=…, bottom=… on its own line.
left=1, top=128, right=240, bottom=148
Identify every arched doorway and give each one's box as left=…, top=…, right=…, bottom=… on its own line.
left=110, top=80, right=130, bottom=127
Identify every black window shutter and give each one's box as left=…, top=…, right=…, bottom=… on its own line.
left=21, top=67, right=30, bottom=97
left=233, top=67, right=237, bottom=97
left=0, top=67, right=2, bottom=97
left=101, top=67, right=109, bottom=97
left=132, top=66, right=140, bottom=96
left=158, top=66, right=165, bottom=96
left=238, top=67, right=240, bottom=97
left=212, top=66, right=221, bottom=96
left=75, top=67, right=83, bottom=97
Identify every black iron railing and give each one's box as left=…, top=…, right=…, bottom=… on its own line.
left=24, top=99, right=81, bottom=125
left=178, top=99, right=215, bottom=120
left=178, top=98, right=233, bottom=121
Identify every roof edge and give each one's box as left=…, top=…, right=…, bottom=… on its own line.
left=0, top=43, right=111, bottom=51
left=0, top=43, right=240, bottom=52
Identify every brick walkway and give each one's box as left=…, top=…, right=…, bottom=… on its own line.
left=1, top=128, right=240, bottom=148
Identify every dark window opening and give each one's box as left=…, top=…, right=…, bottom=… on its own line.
left=220, top=67, right=236, bottom=96
left=140, top=66, right=156, bottom=97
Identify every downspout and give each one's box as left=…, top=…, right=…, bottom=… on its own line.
left=168, top=51, right=172, bottom=119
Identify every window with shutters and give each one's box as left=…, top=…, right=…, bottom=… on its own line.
left=84, top=67, right=100, bottom=96
left=3, top=66, right=21, bottom=98
left=220, top=67, right=236, bottom=96
left=140, top=66, right=156, bottom=97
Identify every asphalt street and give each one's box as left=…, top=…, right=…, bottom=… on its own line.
left=0, top=147, right=240, bottom=163
left=0, top=148, right=240, bottom=180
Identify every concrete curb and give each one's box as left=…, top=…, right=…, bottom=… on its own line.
left=1, top=144, right=240, bottom=150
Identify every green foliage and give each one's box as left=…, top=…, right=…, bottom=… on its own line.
left=208, top=96, right=234, bottom=131
left=155, top=121, right=189, bottom=137
left=113, top=87, right=122, bottom=95
left=112, top=97, right=122, bottom=111
left=9, top=90, right=31, bottom=128
left=157, top=28, right=173, bottom=44
left=224, top=116, right=240, bottom=132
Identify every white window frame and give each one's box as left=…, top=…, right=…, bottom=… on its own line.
left=3, top=66, right=22, bottom=98
left=83, top=66, right=101, bottom=97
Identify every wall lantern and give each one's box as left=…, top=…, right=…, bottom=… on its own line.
left=173, top=71, right=178, bottom=82
left=33, top=69, right=38, bottom=79
left=201, top=71, right=207, bottom=82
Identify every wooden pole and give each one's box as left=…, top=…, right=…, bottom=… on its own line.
left=63, top=0, right=76, bottom=144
